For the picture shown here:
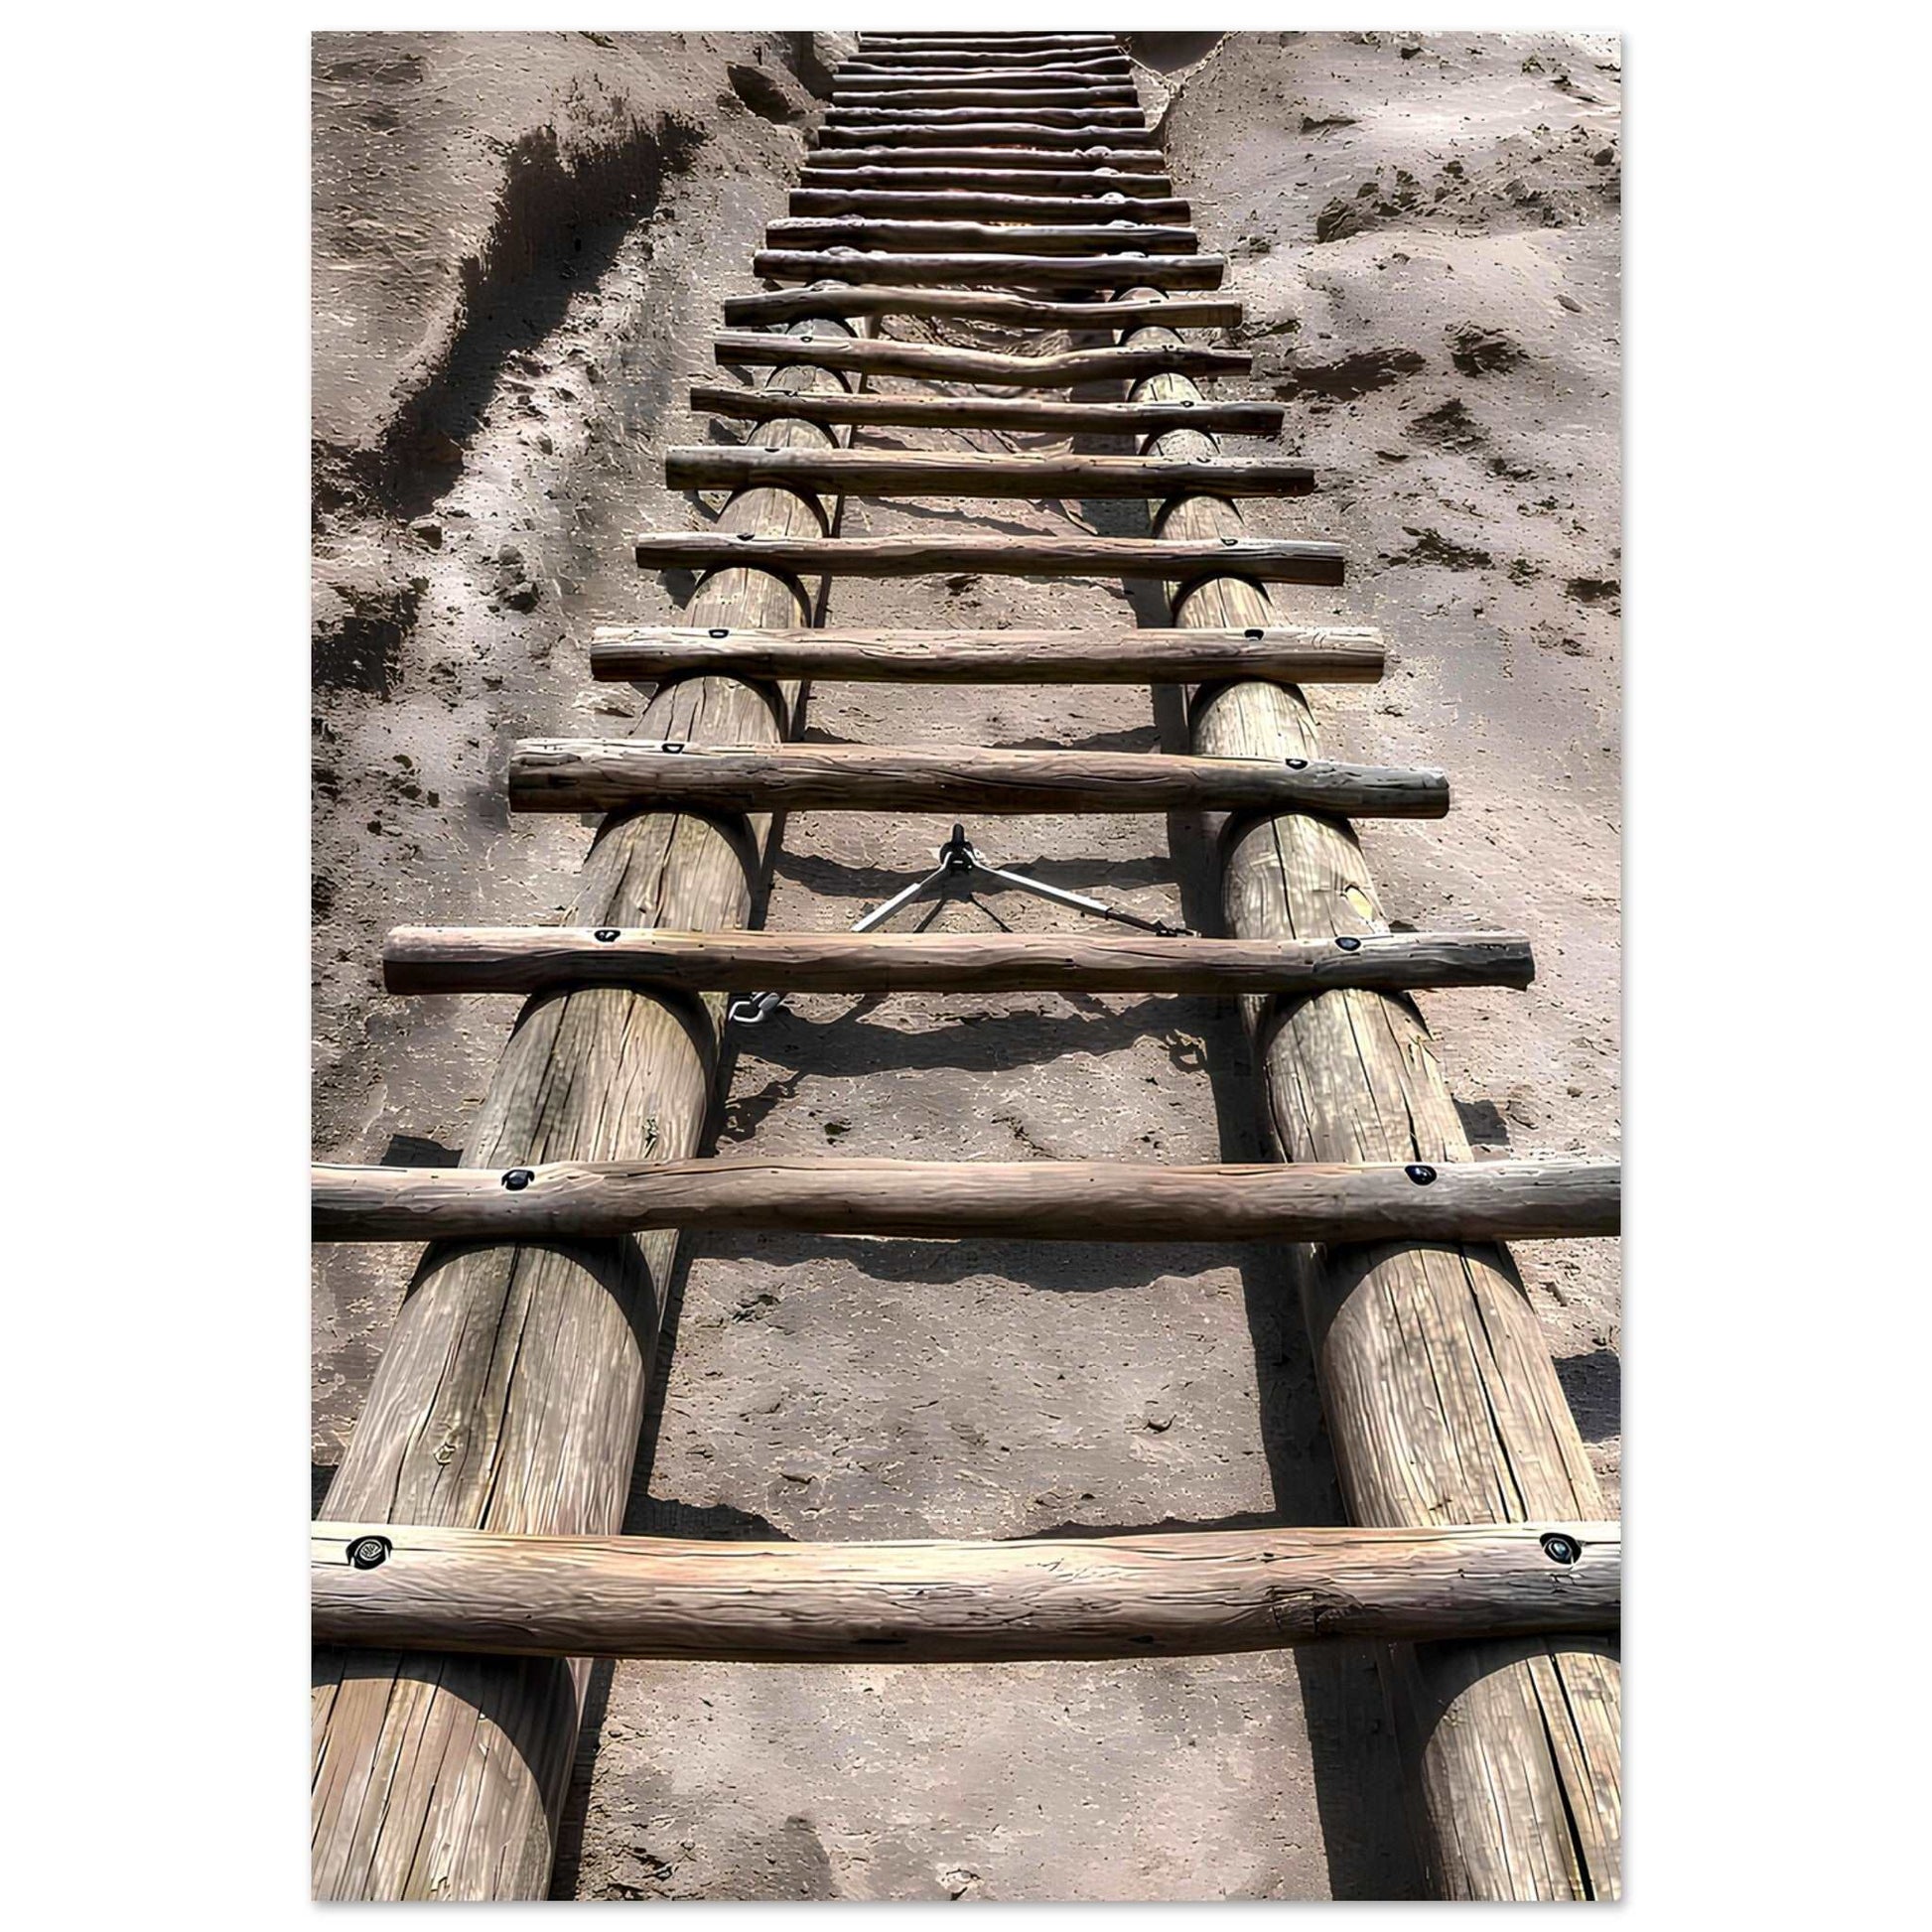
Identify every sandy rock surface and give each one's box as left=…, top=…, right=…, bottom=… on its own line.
left=313, top=29, right=1618, bottom=1902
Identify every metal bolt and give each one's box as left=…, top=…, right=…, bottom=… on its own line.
left=660, top=741, right=685, bottom=755
left=593, top=928, right=621, bottom=943
left=1244, top=627, right=1264, bottom=639
left=1541, top=1532, right=1582, bottom=1567
left=1335, top=935, right=1362, bottom=952
left=736, top=530, right=756, bottom=541
left=709, top=626, right=730, bottom=638
left=1286, top=757, right=1309, bottom=770
left=348, top=1536, right=391, bottom=1572
left=1220, top=534, right=1239, bottom=546
left=1405, top=1163, right=1438, bottom=1185
left=502, top=1168, right=536, bottom=1190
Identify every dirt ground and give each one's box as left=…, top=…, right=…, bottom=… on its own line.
left=312, top=29, right=1620, bottom=1901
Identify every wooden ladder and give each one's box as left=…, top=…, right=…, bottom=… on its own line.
left=312, top=31, right=1620, bottom=1902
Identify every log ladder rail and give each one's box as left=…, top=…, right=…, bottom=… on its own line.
left=311, top=32, right=1620, bottom=1903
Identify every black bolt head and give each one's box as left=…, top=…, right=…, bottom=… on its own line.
left=1244, top=627, right=1264, bottom=639
left=593, top=928, right=621, bottom=943
left=1286, top=757, right=1309, bottom=770
left=348, top=1536, right=391, bottom=1571
left=709, top=626, right=730, bottom=638
left=1335, top=935, right=1362, bottom=952
left=502, top=1169, right=535, bottom=1191
left=1404, top=1163, right=1438, bottom=1185
left=1541, top=1532, right=1582, bottom=1566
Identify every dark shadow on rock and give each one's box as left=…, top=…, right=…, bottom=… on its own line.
left=1554, top=1346, right=1620, bottom=1445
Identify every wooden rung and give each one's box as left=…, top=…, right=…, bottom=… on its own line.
left=318, top=1154, right=1607, bottom=1244
left=765, top=217, right=1198, bottom=256
left=825, top=104, right=1146, bottom=127
left=313, top=1518, right=1620, bottom=1662
left=507, top=741, right=1444, bottom=817
left=690, top=384, right=1281, bottom=437
left=632, top=532, right=1342, bottom=587
left=803, top=147, right=1169, bottom=176
left=710, top=331, right=1246, bottom=388
left=843, top=49, right=1132, bottom=69
left=832, top=86, right=1142, bottom=109
left=813, top=124, right=1160, bottom=151
left=721, top=288, right=1238, bottom=331
left=789, top=188, right=1190, bottom=221
left=752, top=250, right=1223, bottom=289
left=862, top=34, right=1124, bottom=53
left=382, top=927, right=1528, bottom=999
left=797, top=167, right=1176, bottom=200
left=586, top=623, right=1384, bottom=686
left=667, top=446, right=1311, bottom=501
left=837, top=72, right=1135, bottom=92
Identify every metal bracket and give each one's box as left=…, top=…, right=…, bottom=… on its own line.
left=728, top=823, right=1192, bottom=1027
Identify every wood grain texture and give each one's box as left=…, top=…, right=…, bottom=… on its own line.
left=633, top=531, right=1338, bottom=584
left=1119, top=283, right=1623, bottom=1899
left=832, top=85, right=1142, bottom=109
left=814, top=123, right=1160, bottom=151
left=314, top=1519, right=1620, bottom=1662
left=824, top=103, right=1146, bottom=126
left=724, top=286, right=1232, bottom=329
left=802, top=146, right=1168, bottom=176
left=789, top=188, right=1190, bottom=220
left=860, top=36, right=1122, bottom=55
left=752, top=248, right=1219, bottom=289
left=380, top=926, right=1529, bottom=998
left=842, top=54, right=1131, bottom=73
left=311, top=319, right=864, bottom=1900
left=507, top=741, right=1447, bottom=818
left=317, top=1155, right=1613, bottom=1245
left=766, top=216, right=1197, bottom=255
left=586, top=623, right=1383, bottom=685
left=691, top=383, right=1278, bottom=436
left=712, top=332, right=1242, bottom=387
left=668, top=446, right=1308, bottom=501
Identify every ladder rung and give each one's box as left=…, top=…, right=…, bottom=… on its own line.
left=721, top=287, right=1237, bottom=330
left=633, top=532, right=1341, bottom=586
left=668, top=446, right=1310, bottom=501
left=814, top=124, right=1160, bottom=150
left=753, top=248, right=1218, bottom=289
left=789, top=188, right=1190, bottom=221
left=765, top=217, right=1197, bottom=255
left=506, top=741, right=1446, bottom=817
left=862, top=34, right=1124, bottom=54
left=586, top=624, right=1382, bottom=685
left=824, top=104, right=1147, bottom=129
left=844, top=53, right=1132, bottom=73
left=312, top=1517, right=1621, bottom=1662
left=803, top=147, right=1168, bottom=175
left=832, top=85, right=1143, bottom=109
left=713, top=333, right=1245, bottom=389
left=689, top=384, right=1279, bottom=436
left=382, top=927, right=1531, bottom=999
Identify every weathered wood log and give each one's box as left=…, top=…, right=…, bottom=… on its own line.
left=814, top=123, right=1159, bottom=151
left=691, top=383, right=1278, bottom=437
left=669, top=446, right=1310, bottom=501
left=315, top=1154, right=1612, bottom=1247
left=842, top=55, right=1132, bottom=75
left=381, top=926, right=1528, bottom=1000
left=586, top=623, right=1384, bottom=686
left=825, top=104, right=1146, bottom=129
left=789, top=188, right=1190, bottom=221
left=1121, top=283, right=1623, bottom=1897
left=507, top=741, right=1446, bottom=818
left=754, top=248, right=1218, bottom=289
left=723, top=287, right=1236, bottom=330
left=843, top=51, right=1131, bottom=71
left=714, top=332, right=1244, bottom=388
left=311, top=309, right=867, bottom=1899
left=767, top=217, right=1197, bottom=255
left=832, top=85, right=1142, bottom=109
left=861, top=34, right=1122, bottom=54
left=803, top=146, right=1169, bottom=176
left=314, top=1519, right=1618, bottom=1663
left=633, top=531, right=1340, bottom=585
